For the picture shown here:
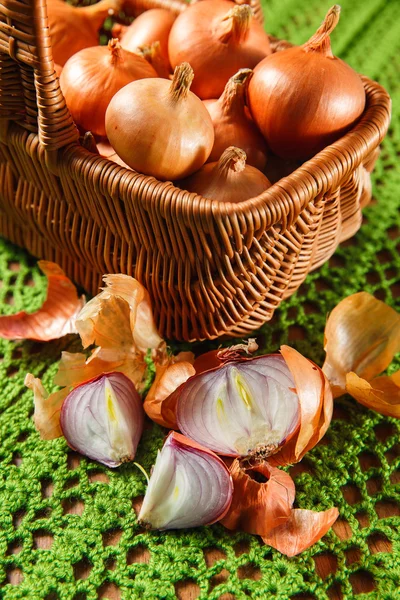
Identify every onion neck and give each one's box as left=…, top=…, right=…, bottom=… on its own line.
left=220, top=68, right=252, bottom=116
left=218, top=5, right=252, bottom=45
left=216, top=147, right=247, bottom=178
left=302, top=4, right=340, bottom=58
left=108, top=39, right=122, bottom=66
left=169, top=62, right=194, bottom=102
left=83, top=0, right=122, bottom=31
left=137, top=42, right=169, bottom=78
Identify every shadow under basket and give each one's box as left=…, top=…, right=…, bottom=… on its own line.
left=0, top=0, right=391, bottom=341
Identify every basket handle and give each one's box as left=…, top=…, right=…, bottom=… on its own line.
left=0, top=0, right=79, bottom=162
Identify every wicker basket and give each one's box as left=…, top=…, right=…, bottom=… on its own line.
left=0, top=0, right=391, bottom=341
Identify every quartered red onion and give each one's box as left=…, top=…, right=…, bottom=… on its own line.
left=176, top=355, right=300, bottom=457
left=138, top=432, right=233, bottom=530
left=60, top=372, right=144, bottom=468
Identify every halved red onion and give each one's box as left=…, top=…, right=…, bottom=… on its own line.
left=176, top=355, right=300, bottom=457
left=60, top=372, right=144, bottom=468
left=138, top=432, right=233, bottom=530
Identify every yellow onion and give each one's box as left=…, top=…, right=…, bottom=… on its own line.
left=106, top=62, right=214, bottom=180
left=204, top=69, right=268, bottom=170
left=116, top=8, right=175, bottom=70
left=168, top=0, right=271, bottom=99
left=136, top=42, right=171, bottom=79
left=47, top=0, right=121, bottom=66
left=60, top=39, right=157, bottom=137
left=178, top=147, right=271, bottom=203
left=248, top=5, right=366, bottom=159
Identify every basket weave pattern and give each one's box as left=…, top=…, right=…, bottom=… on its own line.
left=0, top=0, right=391, bottom=341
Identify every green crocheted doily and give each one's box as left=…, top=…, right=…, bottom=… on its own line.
left=1, top=0, right=400, bottom=598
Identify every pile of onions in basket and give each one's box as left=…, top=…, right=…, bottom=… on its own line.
left=55, top=2, right=366, bottom=200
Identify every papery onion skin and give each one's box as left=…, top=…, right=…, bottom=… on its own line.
left=0, top=261, right=85, bottom=341
left=138, top=432, right=233, bottom=530
left=60, top=372, right=144, bottom=468
left=106, top=62, right=214, bottom=181
left=60, top=40, right=157, bottom=137
left=176, top=353, right=300, bottom=457
left=345, top=371, right=400, bottom=418
left=178, top=146, right=271, bottom=203
left=269, top=346, right=333, bottom=467
left=168, top=0, right=271, bottom=99
left=204, top=69, right=268, bottom=170
left=118, top=8, right=175, bottom=69
left=248, top=5, right=366, bottom=159
left=144, top=353, right=196, bottom=429
left=48, top=0, right=121, bottom=66
left=25, top=373, right=69, bottom=440
left=322, top=292, right=400, bottom=398
left=220, top=459, right=295, bottom=535
left=261, top=507, right=339, bottom=557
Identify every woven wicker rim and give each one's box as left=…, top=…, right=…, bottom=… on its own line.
left=61, top=72, right=391, bottom=234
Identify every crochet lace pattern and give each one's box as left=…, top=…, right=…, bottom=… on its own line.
left=1, top=0, right=400, bottom=598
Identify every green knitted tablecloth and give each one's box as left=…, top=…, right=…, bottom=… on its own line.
left=1, top=0, right=400, bottom=598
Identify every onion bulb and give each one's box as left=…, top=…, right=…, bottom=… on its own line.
left=60, top=372, right=144, bottom=468
left=47, top=0, right=121, bottom=66
left=248, top=5, right=366, bottom=159
left=106, top=62, right=214, bottom=181
left=204, top=69, right=268, bottom=170
left=116, top=8, right=175, bottom=70
left=136, top=42, right=170, bottom=79
left=168, top=0, right=271, bottom=99
left=176, top=354, right=300, bottom=457
left=138, top=432, right=233, bottom=529
left=169, top=344, right=332, bottom=466
left=60, top=39, right=157, bottom=137
left=178, top=147, right=271, bottom=202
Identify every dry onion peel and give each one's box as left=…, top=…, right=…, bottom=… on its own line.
left=261, top=507, right=339, bottom=557
left=176, top=353, right=300, bottom=458
left=144, top=352, right=195, bottom=429
left=60, top=372, right=144, bottom=467
left=76, top=273, right=163, bottom=356
left=220, top=459, right=295, bottom=536
left=345, top=371, right=400, bottom=418
left=271, top=346, right=333, bottom=465
left=24, top=374, right=69, bottom=440
left=0, top=261, right=85, bottom=341
left=322, top=292, right=400, bottom=398
left=138, top=432, right=233, bottom=529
